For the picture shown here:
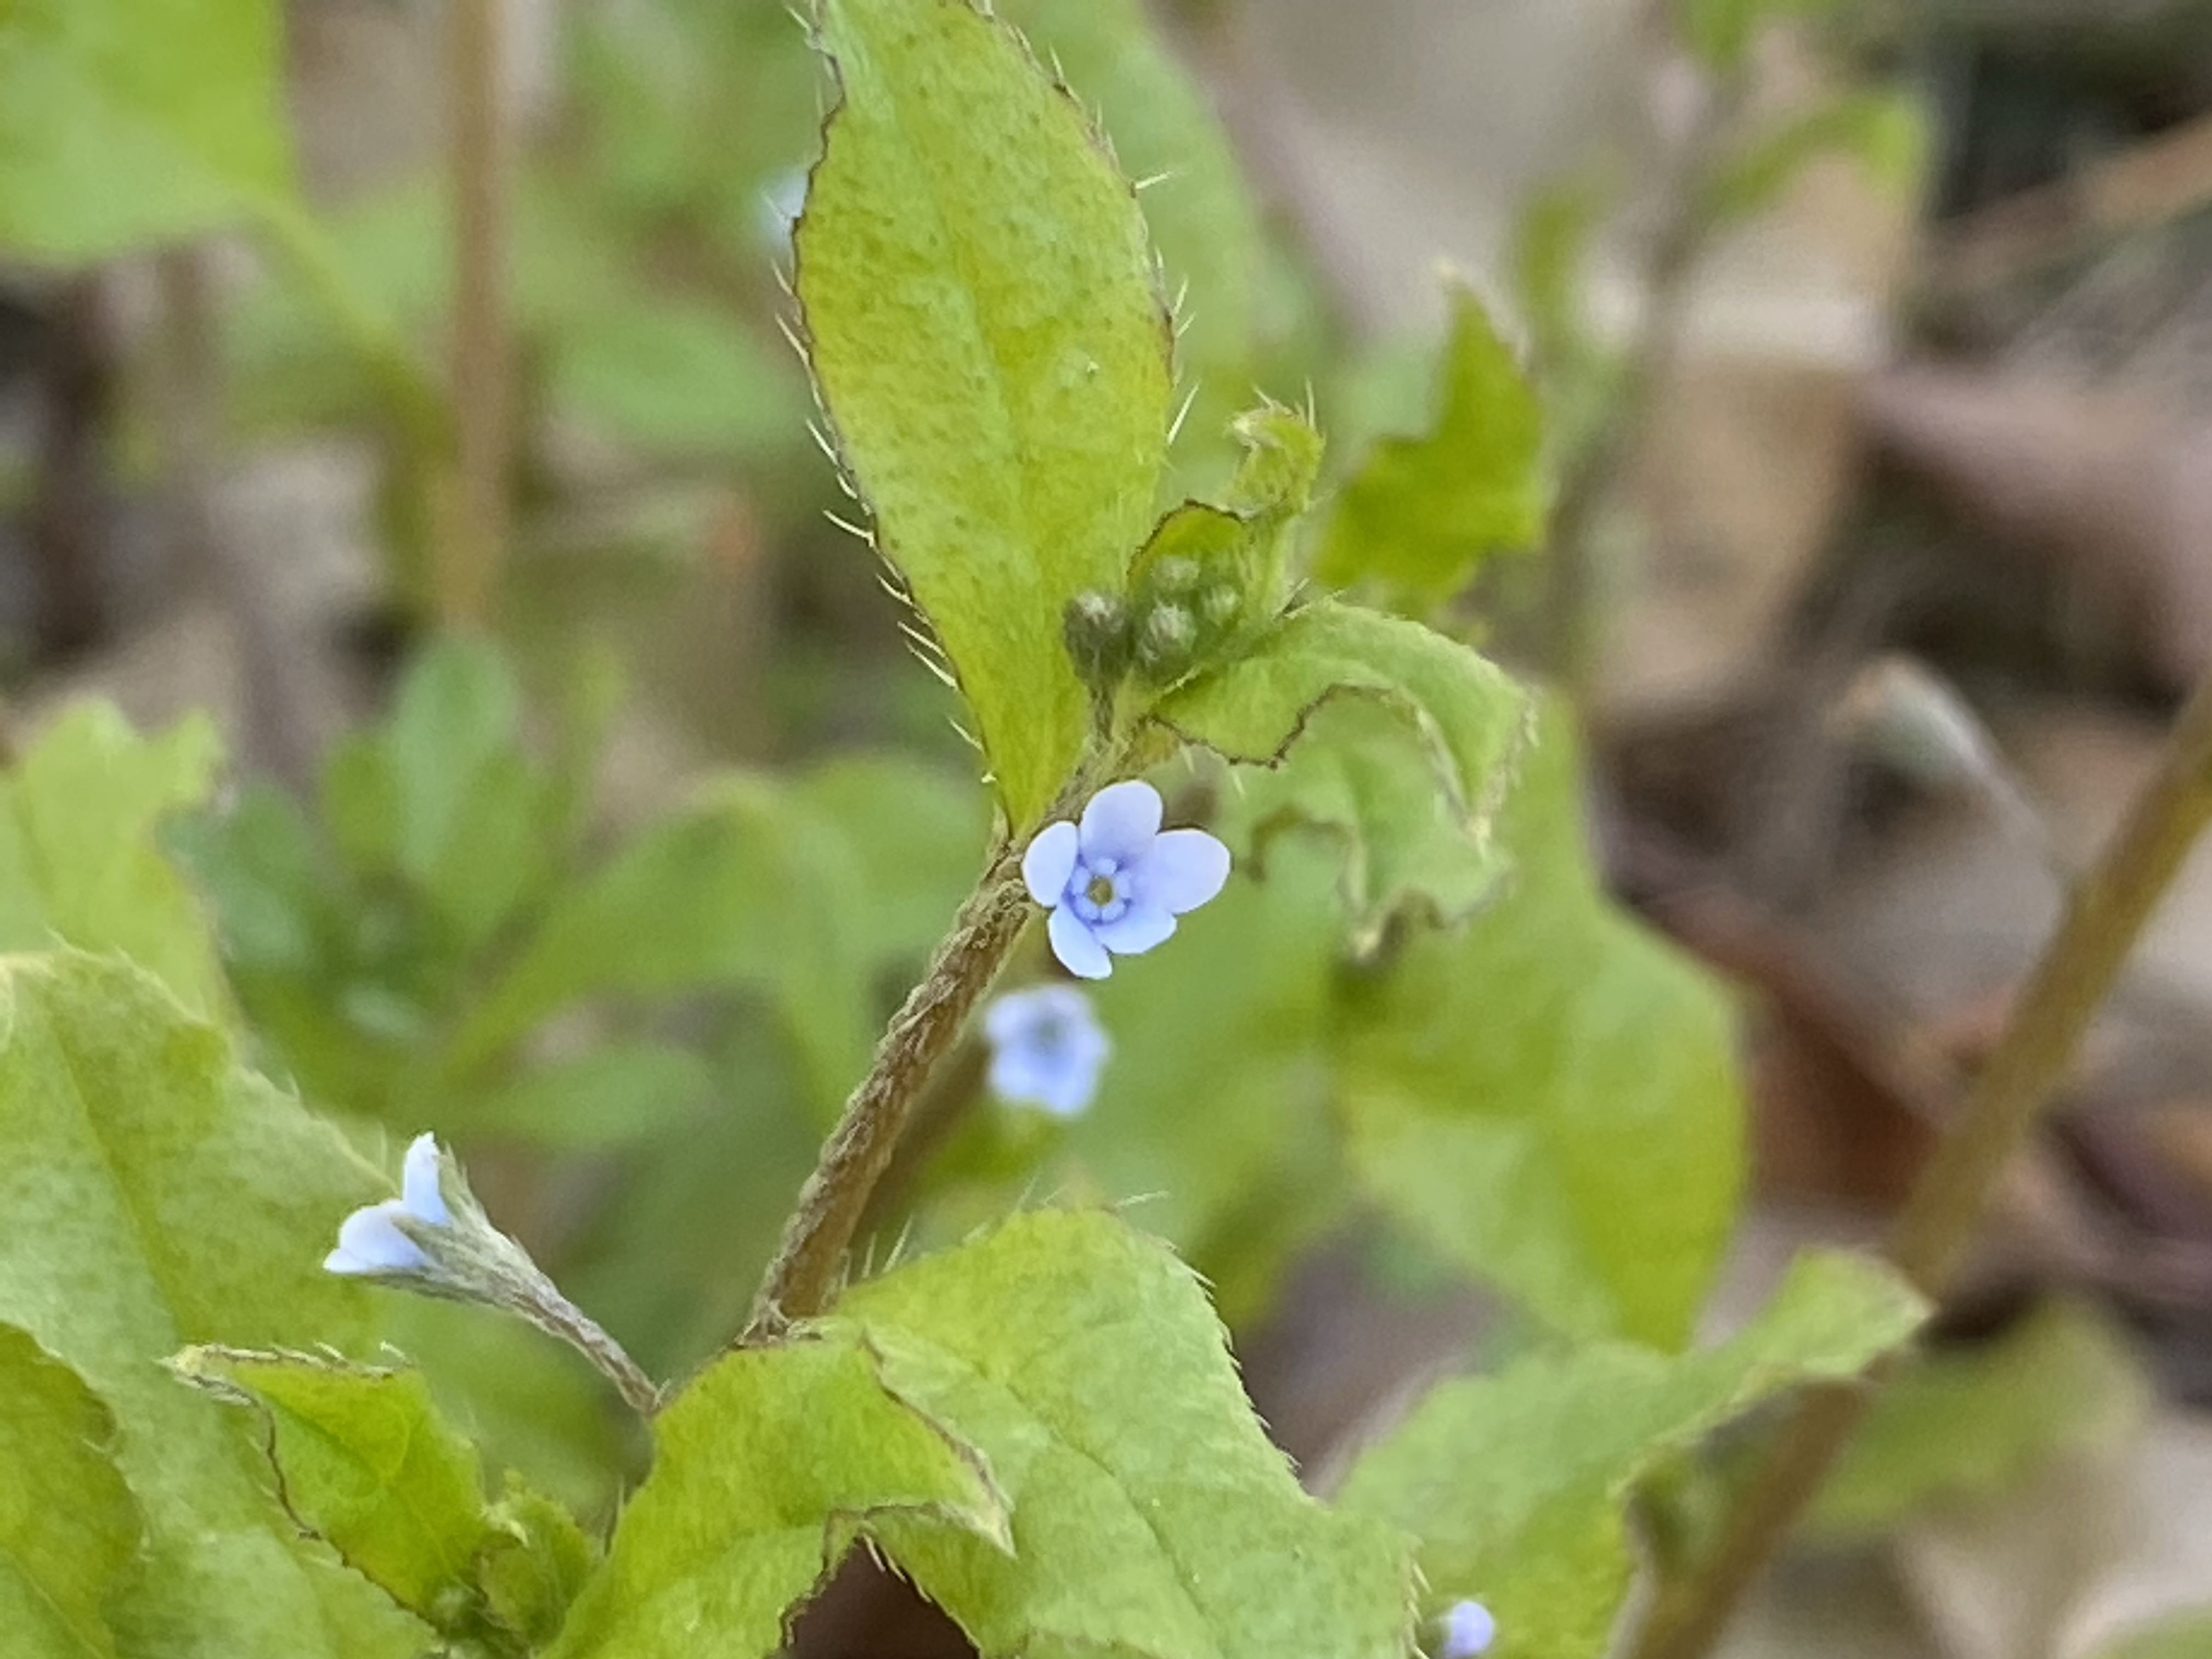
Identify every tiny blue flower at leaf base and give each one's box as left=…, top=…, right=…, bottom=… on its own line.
left=1022, top=778, right=1231, bottom=979
left=324, top=1132, right=450, bottom=1277
left=1438, top=1599, right=1497, bottom=1659
left=983, top=985, right=1110, bottom=1118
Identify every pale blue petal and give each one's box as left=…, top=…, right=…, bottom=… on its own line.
left=1137, top=828, right=1231, bottom=915
left=324, top=1203, right=427, bottom=1276
left=1441, top=1601, right=1496, bottom=1659
left=1036, top=1059, right=1099, bottom=1118
left=1047, top=905, right=1113, bottom=979
left=1092, top=902, right=1176, bottom=956
left=1079, top=780, right=1162, bottom=865
left=400, top=1133, right=449, bottom=1225
left=1022, top=821, right=1080, bottom=906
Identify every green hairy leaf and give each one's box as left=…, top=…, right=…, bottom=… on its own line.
left=0, top=952, right=425, bottom=1659
left=798, top=0, right=1173, bottom=830
left=1338, top=1251, right=1927, bottom=1659
left=1316, top=286, right=1547, bottom=606
left=171, top=1348, right=497, bottom=1624
left=833, top=1210, right=1417, bottom=1659
left=0, top=0, right=292, bottom=262
left=546, top=1331, right=1007, bottom=1659
left=0, top=704, right=226, bottom=1015
left=1812, top=1300, right=2152, bottom=1539
left=1331, top=701, right=1742, bottom=1348
left=0, top=1325, right=143, bottom=1658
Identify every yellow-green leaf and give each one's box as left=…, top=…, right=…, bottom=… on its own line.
left=798, top=0, right=1174, bottom=829
left=836, top=1210, right=1417, bottom=1659
left=545, top=1330, right=1006, bottom=1659
left=0, top=1325, right=142, bottom=1658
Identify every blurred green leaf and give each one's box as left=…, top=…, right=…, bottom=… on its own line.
left=1331, top=701, right=1742, bottom=1348
left=554, top=295, right=799, bottom=460
left=0, top=705, right=225, bottom=1016
left=1511, top=178, right=1602, bottom=377
left=173, top=1348, right=495, bottom=1625
left=2096, top=1611, right=2212, bottom=1659
left=0, top=1325, right=142, bottom=1658
left=0, top=952, right=424, bottom=1658
left=836, top=1211, right=1417, bottom=1659
left=545, top=1330, right=1006, bottom=1659
left=1057, top=836, right=1346, bottom=1322
left=1338, top=1251, right=1925, bottom=1659
left=798, top=0, right=1173, bottom=830
left=1315, top=286, right=1546, bottom=607
left=463, top=1044, right=716, bottom=1152
left=1811, top=1301, right=2152, bottom=1539
left=0, top=0, right=291, bottom=263
left=1704, top=89, right=1927, bottom=226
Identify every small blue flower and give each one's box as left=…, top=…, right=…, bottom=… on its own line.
left=1022, top=779, right=1230, bottom=979
left=983, top=985, right=1110, bottom=1118
left=1439, top=1600, right=1497, bottom=1659
left=324, top=1133, right=450, bottom=1277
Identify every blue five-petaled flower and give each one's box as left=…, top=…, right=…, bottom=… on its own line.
left=1439, top=1600, right=1497, bottom=1659
left=984, top=985, right=1110, bottom=1118
left=324, top=1133, right=450, bottom=1276
left=1022, top=779, right=1231, bottom=979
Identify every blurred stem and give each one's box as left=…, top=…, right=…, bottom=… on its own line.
left=1632, top=661, right=2212, bottom=1659
left=150, top=250, right=318, bottom=786
left=743, top=836, right=1035, bottom=1339
left=445, top=0, right=511, bottom=630
left=1544, top=67, right=1742, bottom=707
left=27, top=276, right=109, bottom=659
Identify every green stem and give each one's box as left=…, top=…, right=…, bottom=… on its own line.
left=1632, top=661, right=2212, bottom=1659
left=743, top=834, right=1035, bottom=1338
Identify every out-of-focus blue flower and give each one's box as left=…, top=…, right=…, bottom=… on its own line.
left=1021, top=779, right=1230, bottom=979
left=1438, top=1600, right=1497, bottom=1659
left=324, top=1133, right=450, bottom=1277
left=983, top=985, right=1110, bottom=1118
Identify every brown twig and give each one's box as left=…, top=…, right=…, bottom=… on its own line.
left=444, top=0, right=510, bottom=629
left=1630, top=661, right=2212, bottom=1659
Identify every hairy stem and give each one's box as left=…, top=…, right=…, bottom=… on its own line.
left=1632, top=662, right=2212, bottom=1659
left=744, top=836, right=1034, bottom=1338
left=512, top=1290, right=663, bottom=1418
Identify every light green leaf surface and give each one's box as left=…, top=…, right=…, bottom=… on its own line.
left=0, top=952, right=425, bottom=1659
left=998, top=0, right=1265, bottom=489
left=1338, top=1251, right=1926, bottom=1659
left=0, top=1325, right=142, bottom=1658
left=798, top=0, right=1173, bottom=829
left=0, top=704, right=225, bottom=1015
left=1232, top=696, right=1512, bottom=951
left=1143, top=583, right=1527, bottom=955
left=1315, top=287, right=1546, bottom=606
left=1812, top=1300, right=2152, bottom=1539
left=173, top=1347, right=495, bottom=1623
left=479, top=1474, right=602, bottom=1650
left=835, top=1210, right=1417, bottom=1659
left=0, top=0, right=292, bottom=263
left=546, top=1330, right=1006, bottom=1659
left=1161, top=599, right=1526, bottom=810
left=1331, top=701, right=1741, bottom=1347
